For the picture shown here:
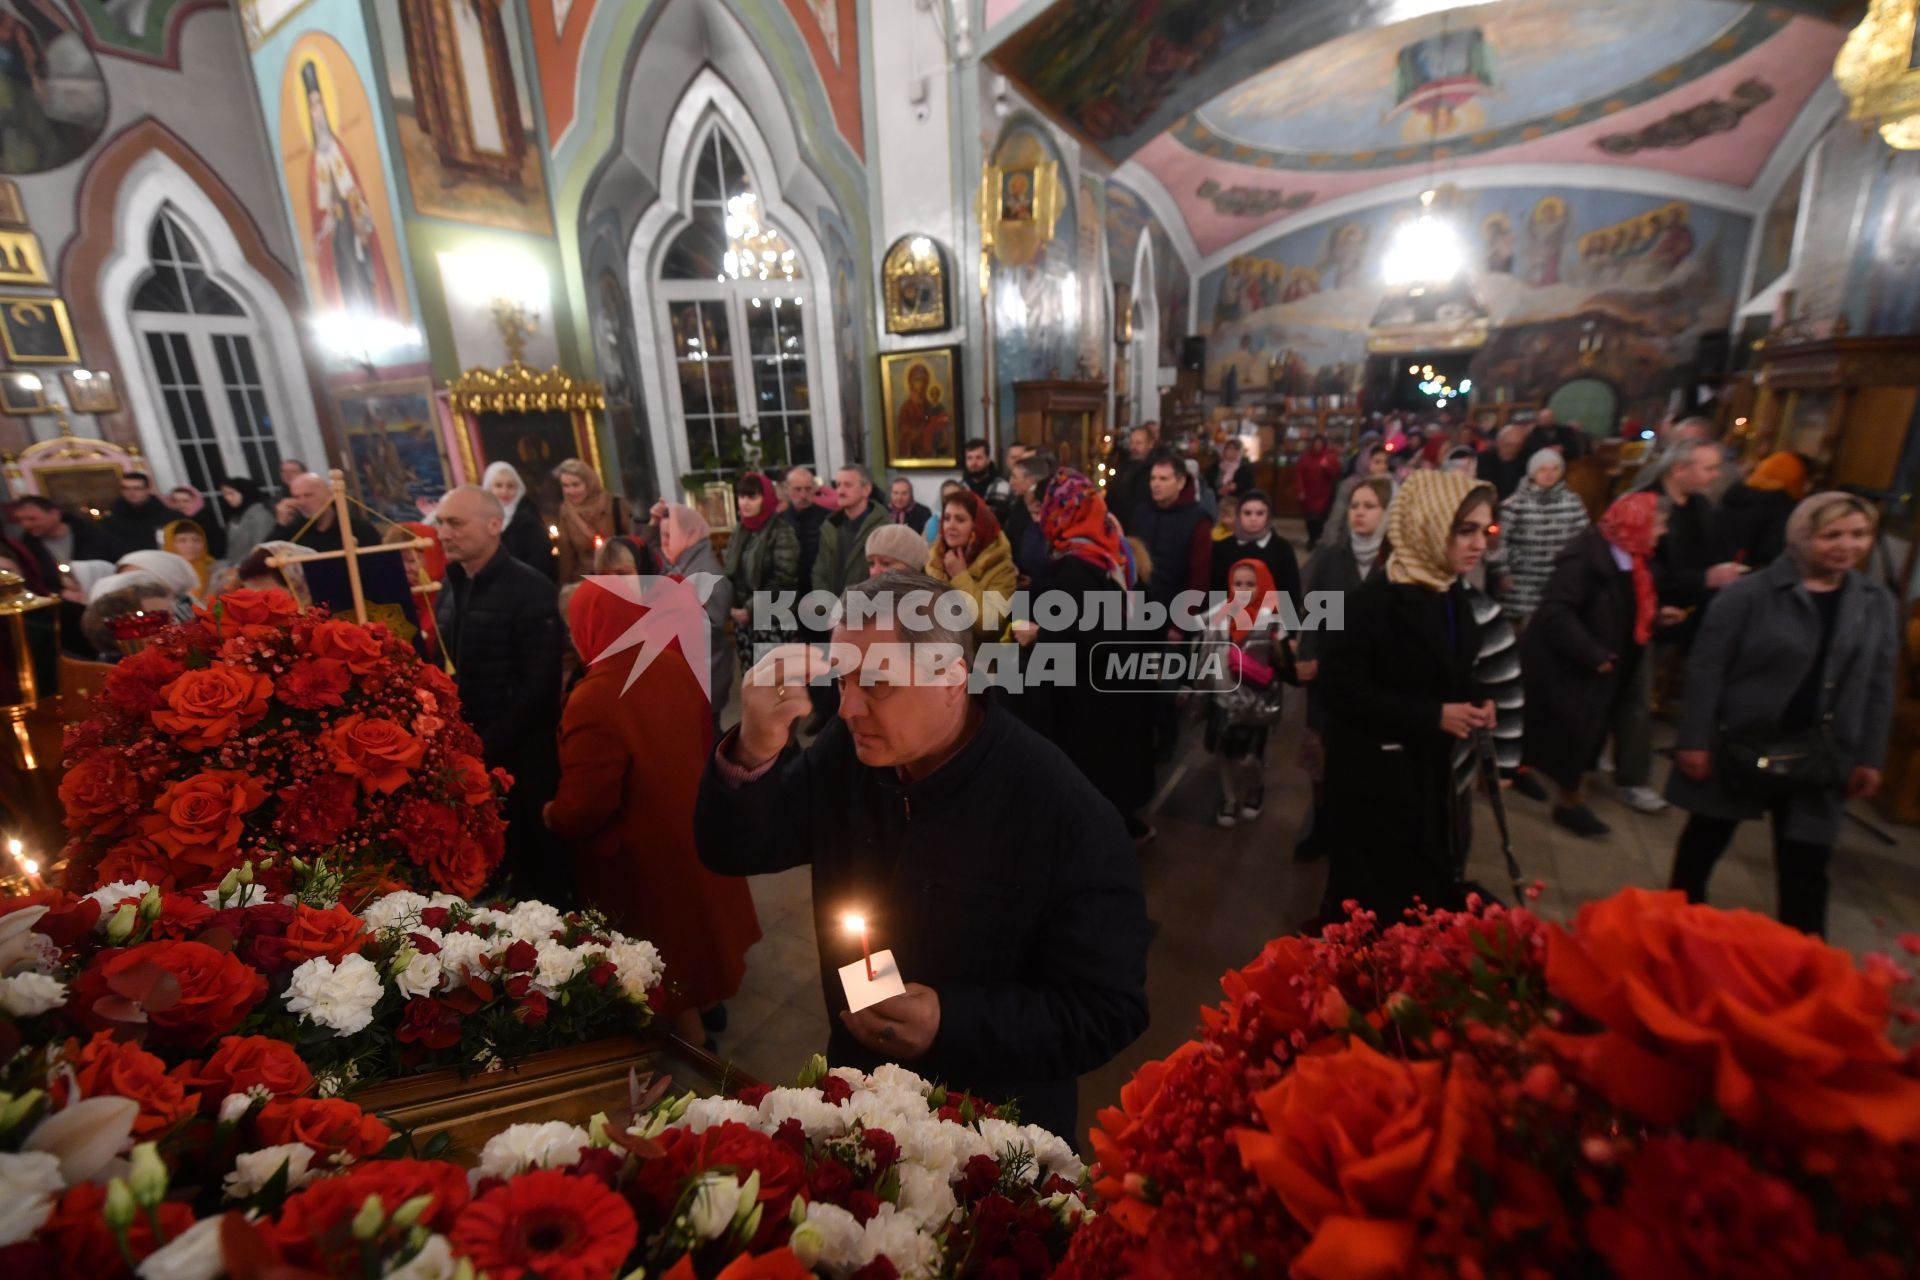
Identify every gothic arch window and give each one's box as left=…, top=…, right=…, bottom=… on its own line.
left=652, top=125, right=817, bottom=477
left=128, top=207, right=289, bottom=495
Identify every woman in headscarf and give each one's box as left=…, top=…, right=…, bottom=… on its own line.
left=1196, top=557, right=1287, bottom=826
left=163, top=487, right=227, bottom=560
left=925, top=479, right=966, bottom=547
left=1319, top=470, right=1499, bottom=918
left=654, top=501, right=735, bottom=726
left=216, top=477, right=275, bottom=561
left=486, top=460, right=558, bottom=581
left=114, top=550, right=201, bottom=618
left=1292, top=476, right=1393, bottom=861
left=1714, top=449, right=1807, bottom=569
left=1520, top=491, right=1663, bottom=840
left=553, top=458, right=631, bottom=585
left=1665, top=492, right=1895, bottom=936
left=161, top=520, right=216, bottom=598
left=925, top=488, right=1017, bottom=643
left=1493, top=449, right=1590, bottom=629
left=545, top=579, right=762, bottom=1045
left=1030, top=468, right=1155, bottom=839
left=723, top=471, right=800, bottom=674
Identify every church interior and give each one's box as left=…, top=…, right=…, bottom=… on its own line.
left=3, top=0, right=1920, bottom=1274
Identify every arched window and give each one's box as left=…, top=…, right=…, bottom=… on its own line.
left=129, top=207, right=288, bottom=495
left=653, top=126, right=817, bottom=477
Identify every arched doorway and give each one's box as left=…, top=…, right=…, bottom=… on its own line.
left=1548, top=377, right=1620, bottom=439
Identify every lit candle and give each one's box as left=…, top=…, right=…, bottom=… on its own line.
left=548, top=524, right=560, bottom=540
left=842, top=912, right=874, bottom=982
left=593, top=535, right=605, bottom=550
left=6, top=838, right=40, bottom=890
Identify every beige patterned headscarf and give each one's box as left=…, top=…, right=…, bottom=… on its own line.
left=1386, top=470, right=1495, bottom=592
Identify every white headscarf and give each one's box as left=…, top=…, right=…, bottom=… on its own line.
left=86, top=570, right=168, bottom=606
left=65, top=560, right=117, bottom=597
left=116, top=550, right=201, bottom=598
left=482, top=461, right=525, bottom=525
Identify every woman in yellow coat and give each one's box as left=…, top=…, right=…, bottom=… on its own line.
left=924, top=488, right=1018, bottom=641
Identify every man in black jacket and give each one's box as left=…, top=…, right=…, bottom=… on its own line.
left=1106, top=426, right=1154, bottom=533
left=434, top=486, right=568, bottom=905
left=102, top=472, right=172, bottom=551
left=9, top=496, right=127, bottom=581
left=961, top=439, right=1013, bottom=521
left=270, top=472, right=378, bottom=552
left=695, top=573, right=1151, bottom=1139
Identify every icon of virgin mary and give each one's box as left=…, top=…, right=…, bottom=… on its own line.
left=303, top=59, right=398, bottom=318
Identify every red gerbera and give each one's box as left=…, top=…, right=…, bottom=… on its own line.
left=451, top=1170, right=638, bottom=1280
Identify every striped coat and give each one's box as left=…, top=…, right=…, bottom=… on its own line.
left=1497, top=481, right=1590, bottom=623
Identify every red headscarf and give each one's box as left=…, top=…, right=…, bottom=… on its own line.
left=738, top=473, right=778, bottom=532
left=1600, top=491, right=1660, bottom=645
left=1214, top=557, right=1278, bottom=641
left=940, top=489, right=1002, bottom=563
left=568, top=577, right=642, bottom=664
left=1040, top=469, right=1134, bottom=585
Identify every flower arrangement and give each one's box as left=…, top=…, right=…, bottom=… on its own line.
left=1060, top=887, right=1920, bottom=1280
left=59, top=589, right=507, bottom=899
left=0, top=1031, right=1090, bottom=1279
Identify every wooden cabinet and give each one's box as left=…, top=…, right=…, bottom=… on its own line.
left=1012, top=379, right=1109, bottom=474
left=1735, top=336, right=1920, bottom=491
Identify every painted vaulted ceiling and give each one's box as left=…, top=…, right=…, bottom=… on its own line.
left=989, top=0, right=1852, bottom=258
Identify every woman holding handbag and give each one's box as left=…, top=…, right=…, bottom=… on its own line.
left=1665, top=491, right=1895, bottom=936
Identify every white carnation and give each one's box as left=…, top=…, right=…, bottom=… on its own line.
left=976, top=1118, right=1037, bottom=1179
left=217, top=1088, right=270, bottom=1125
left=825, top=1065, right=869, bottom=1090
left=284, top=953, right=385, bottom=1035
left=757, top=1087, right=848, bottom=1139
left=0, top=1151, right=63, bottom=1245
left=856, top=1204, right=941, bottom=1279
left=434, top=933, right=490, bottom=986
left=843, top=1086, right=928, bottom=1135
left=504, top=901, right=564, bottom=941
left=531, top=939, right=583, bottom=992
left=864, top=1064, right=932, bottom=1096
left=475, top=1122, right=589, bottom=1181
left=0, top=971, right=66, bottom=1017
left=895, top=1160, right=959, bottom=1231
left=789, top=1200, right=865, bottom=1269
left=677, top=1096, right=759, bottom=1133
left=393, top=951, right=443, bottom=1000
left=686, top=1171, right=743, bottom=1241
left=85, top=880, right=150, bottom=919
left=893, top=1115, right=987, bottom=1174
left=223, top=1143, right=316, bottom=1200
left=605, top=940, right=662, bottom=1002
left=360, top=891, right=428, bottom=934
left=1022, top=1125, right=1084, bottom=1184
left=136, top=1213, right=226, bottom=1280
left=384, top=1233, right=458, bottom=1280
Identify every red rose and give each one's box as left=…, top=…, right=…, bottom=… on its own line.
left=58, top=754, right=137, bottom=835
left=274, top=773, right=358, bottom=849
left=92, top=835, right=174, bottom=889
left=323, top=713, right=425, bottom=794
left=1589, top=1139, right=1856, bottom=1280
left=255, top=1096, right=394, bottom=1162
left=191, top=1034, right=314, bottom=1102
left=448, top=753, right=495, bottom=806
left=451, top=1170, right=638, bottom=1280
left=417, top=661, right=459, bottom=705
left=71, top=939, right=267, bottom=1048
left=151, top=664, right=273, bottom=749
left=1543, top=887, right=1920, bottom=1144
left=101, top=648, right=186, bottom=717
left=217, top=588, right=300, bottom=628
left=275, top=657, right=352, bottom=710
left=35, top=1182, right=195, bottom=1279
left=53, top=1031, right=200, bottom=1139
left=267, top=1159, right=469, bottom=1266
left=206, top=901, right=299, bottom=973
left=138, top=770, right=269, bottom=881
left=279, top=903, right=368, bottom=963
left=397, top=996, right=463, bottom=1049
left=426, top=834, right=496, bottom=899
left=308, top=619, right=387, bottom=674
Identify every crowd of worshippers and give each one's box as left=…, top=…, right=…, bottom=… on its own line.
left=0, top=412, right=1893, bottom=1137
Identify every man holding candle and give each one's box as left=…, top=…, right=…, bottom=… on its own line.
left=694, top=572, right=1151, bottom=1140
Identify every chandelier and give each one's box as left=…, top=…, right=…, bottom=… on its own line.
left=1382, top=188, right=1467, bottom=288
left=1834, top=0, right=1920, bottom=150
left=723, top=194, right=798, bottom=282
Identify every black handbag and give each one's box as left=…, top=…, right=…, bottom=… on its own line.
left=1718, top=724, right=1846, bottom=796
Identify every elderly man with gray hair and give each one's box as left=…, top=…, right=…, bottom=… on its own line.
left=435, top=484, right=568, bottom=903
left=695, top=571, right=1150, bottom=1139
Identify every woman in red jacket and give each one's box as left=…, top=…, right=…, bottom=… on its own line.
left=545, top=579, right=762, bottom=1044
left=1296, top=434, right=1343, bottom=551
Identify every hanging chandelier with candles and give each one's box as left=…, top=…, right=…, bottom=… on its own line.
left=1382, top=187, right=1468, bottom=288
left=722, top=194, right=800, bottom=282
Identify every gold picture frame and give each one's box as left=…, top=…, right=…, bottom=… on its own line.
left=0, top=296, right=78, bottom=364
left=0, top=371, right=48, bottom=416
left=881, top=234, right=949, bottom=335
left=0, top=230, right=46, bottom=286
left=980, top=130, right=1065, bottom=269
left=0, top=181, right=23, bottom=228
left=880, top=346, right=962, bottom=470
left=60, top=370, right=118, bottom=414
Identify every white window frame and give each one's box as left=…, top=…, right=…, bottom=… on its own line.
left=96, top=151, right=323, bottom=493
left=627, top=69, right=842, bottom=489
